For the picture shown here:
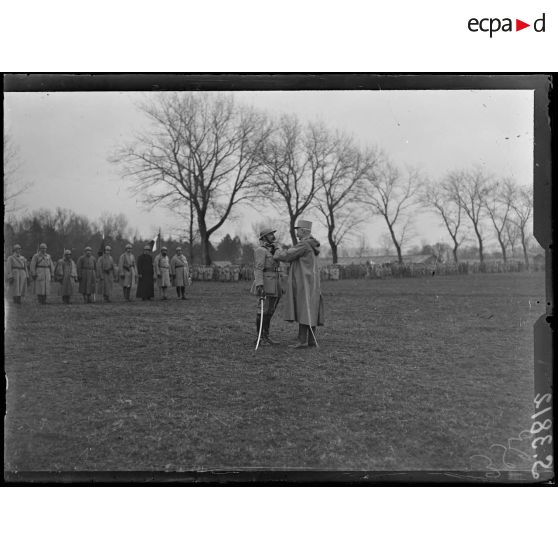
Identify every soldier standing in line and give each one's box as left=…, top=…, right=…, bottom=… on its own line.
left=54, top=249, right=78, bottom=304
left=6, top=244, right=28, bottom=304
left=77, top=246, right=97, bottom=303
left=153, top=246, right=171, bottom=300
left=96, top=245, right=117, bottom=302
left=118, top=244, right=137, bottom=302
left=251, top=227, right=282, bottom=346
left=170, top=246, right=191, bottom=300
left=29, top=243, right=55, bottom=304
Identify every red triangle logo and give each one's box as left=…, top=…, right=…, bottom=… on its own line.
left=516, top=19, right=530, bottom=31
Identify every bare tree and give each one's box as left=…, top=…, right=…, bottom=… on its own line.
left=484, top=178, right=514, bottom=263
left=311, top=123, right=377, bottom=264
left=503, top=220, right=520, bottom=258
left=4, top=132, right=33, bottom=216
left=112, top=93, right=269, bottom=265
left=361, top=157, right=423, bottom=264
left=509, top=185, right=533, bottom=268
left=422, top=178, right=465, bottom=263
left=257, top=114, right=320, bottom=245
left=447, top=168, right=491, bottom=264
left=96, top=212, right=131, bottom=241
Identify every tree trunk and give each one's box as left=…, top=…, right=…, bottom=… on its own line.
left=289, top=216, right=297, bottom=246
left=497, top=232, right=507, bottom=263
left=473, top=224, right=484, bottom=263
left=328, top=228, right=338, bottom=264
left=498, top=235, right=508, bottom=263
left=520, top=230, right=529, bottom=269
left=386, top=220, right=403, bottom=264
left=327, top=214, right=338, bottom=264
left=188, top=198, right=195, bottom=264
left=452, top=244, right=459, bottom=263
left=197, top=218, right=211, bottom=265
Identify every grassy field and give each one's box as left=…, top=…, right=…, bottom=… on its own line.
left=4, top=272, right=546, bottom=478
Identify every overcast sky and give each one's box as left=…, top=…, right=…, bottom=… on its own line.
left=4, top=89, right=533, bottom=251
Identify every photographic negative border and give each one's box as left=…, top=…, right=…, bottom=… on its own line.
left=3, top=73, right=555, bottom=485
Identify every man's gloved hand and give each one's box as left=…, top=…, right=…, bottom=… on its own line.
left=256, top=285, right=265, bottom=298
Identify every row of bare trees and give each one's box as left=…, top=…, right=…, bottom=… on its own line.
left=112, top=92, right=534, bottom=267
left=1, top=92, right=528, bottom=268
left=424, top=170, right=533, bottom=266
left=111, top=93, right=418, bottom=265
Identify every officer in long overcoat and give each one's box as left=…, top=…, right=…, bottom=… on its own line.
left=96, top=245, right=117, bottom=302
left=170, top=246, right=191, bottom=300
left=77, top=246, right=97, bottom=303
left=273, top=219, right=324, bottom=349
left=153, top=247, right=171, bottom=300
left=29, top=243, right=55, bottom=304
left=250, top=227, right=282, bottom=345
left=118, top=244, right=137, bottom=302
left=6, top=244, right=28, bottom=304
left=54, top=249, right=78, bottom=304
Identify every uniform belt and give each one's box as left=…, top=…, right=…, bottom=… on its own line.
left=12, top=266, right=25, bottom=270
left=263, top=268, right=279, bottom=272
left=174, top=265, right=184, bottom=268
left=37, top=265, right=51, bottom=268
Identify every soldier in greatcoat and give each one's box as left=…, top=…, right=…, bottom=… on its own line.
left=250, top=227, right=282, bottom=345
left=273, top=219, right=324, bottom=349
left=118, top=244, right=137, bottom=302
left=170, top=246, right=191, bottom=300
left=77, top=246, right=97, bottom=303
left=5, top=244, right=28, bottom=304
left=136, top=245, right=155, bottom=300
left=153, top=246, right=171, bottom=300
left=29, top=243, right=55, bottom=304
left=96, top=245, right=117, bottom=302
left=54, top=249, right=78, bottom=304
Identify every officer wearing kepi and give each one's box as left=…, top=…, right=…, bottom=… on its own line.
left=251, top=227, right=282, bottom=346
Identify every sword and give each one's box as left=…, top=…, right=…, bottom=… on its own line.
left=255, top=296, right=265, bottom=351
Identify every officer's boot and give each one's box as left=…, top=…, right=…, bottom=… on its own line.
left=37, top=295, right=42, bottom=304
left=181, top=287, right=186, bottom=300
left=16, top=296, right=22, bottom=304
left=262, top=315, right=279, bottom=345
left=290, top=324, right=309, bottom=349
left=176, top=287, right=181, bottom=299
left=13, top=296, right=17, bottom=304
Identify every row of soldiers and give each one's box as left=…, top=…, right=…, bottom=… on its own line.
left=5, top=243, right=191, bottom=304
left=6, top=218, right=326, bottom=349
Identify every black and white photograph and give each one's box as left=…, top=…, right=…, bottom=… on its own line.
left=3, top=74, right=553, bottom=483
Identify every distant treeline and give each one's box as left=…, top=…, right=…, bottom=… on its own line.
left=3, top=207, right=255, bottom=264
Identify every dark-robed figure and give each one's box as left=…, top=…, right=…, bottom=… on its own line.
left=273, top=219, right=325, bottom=349
left=136, top=245, right=155, bottom=300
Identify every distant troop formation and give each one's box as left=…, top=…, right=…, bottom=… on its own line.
left=6, top=218, right=325, bottom=349
left=5, top=243, right=191, bottom=305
